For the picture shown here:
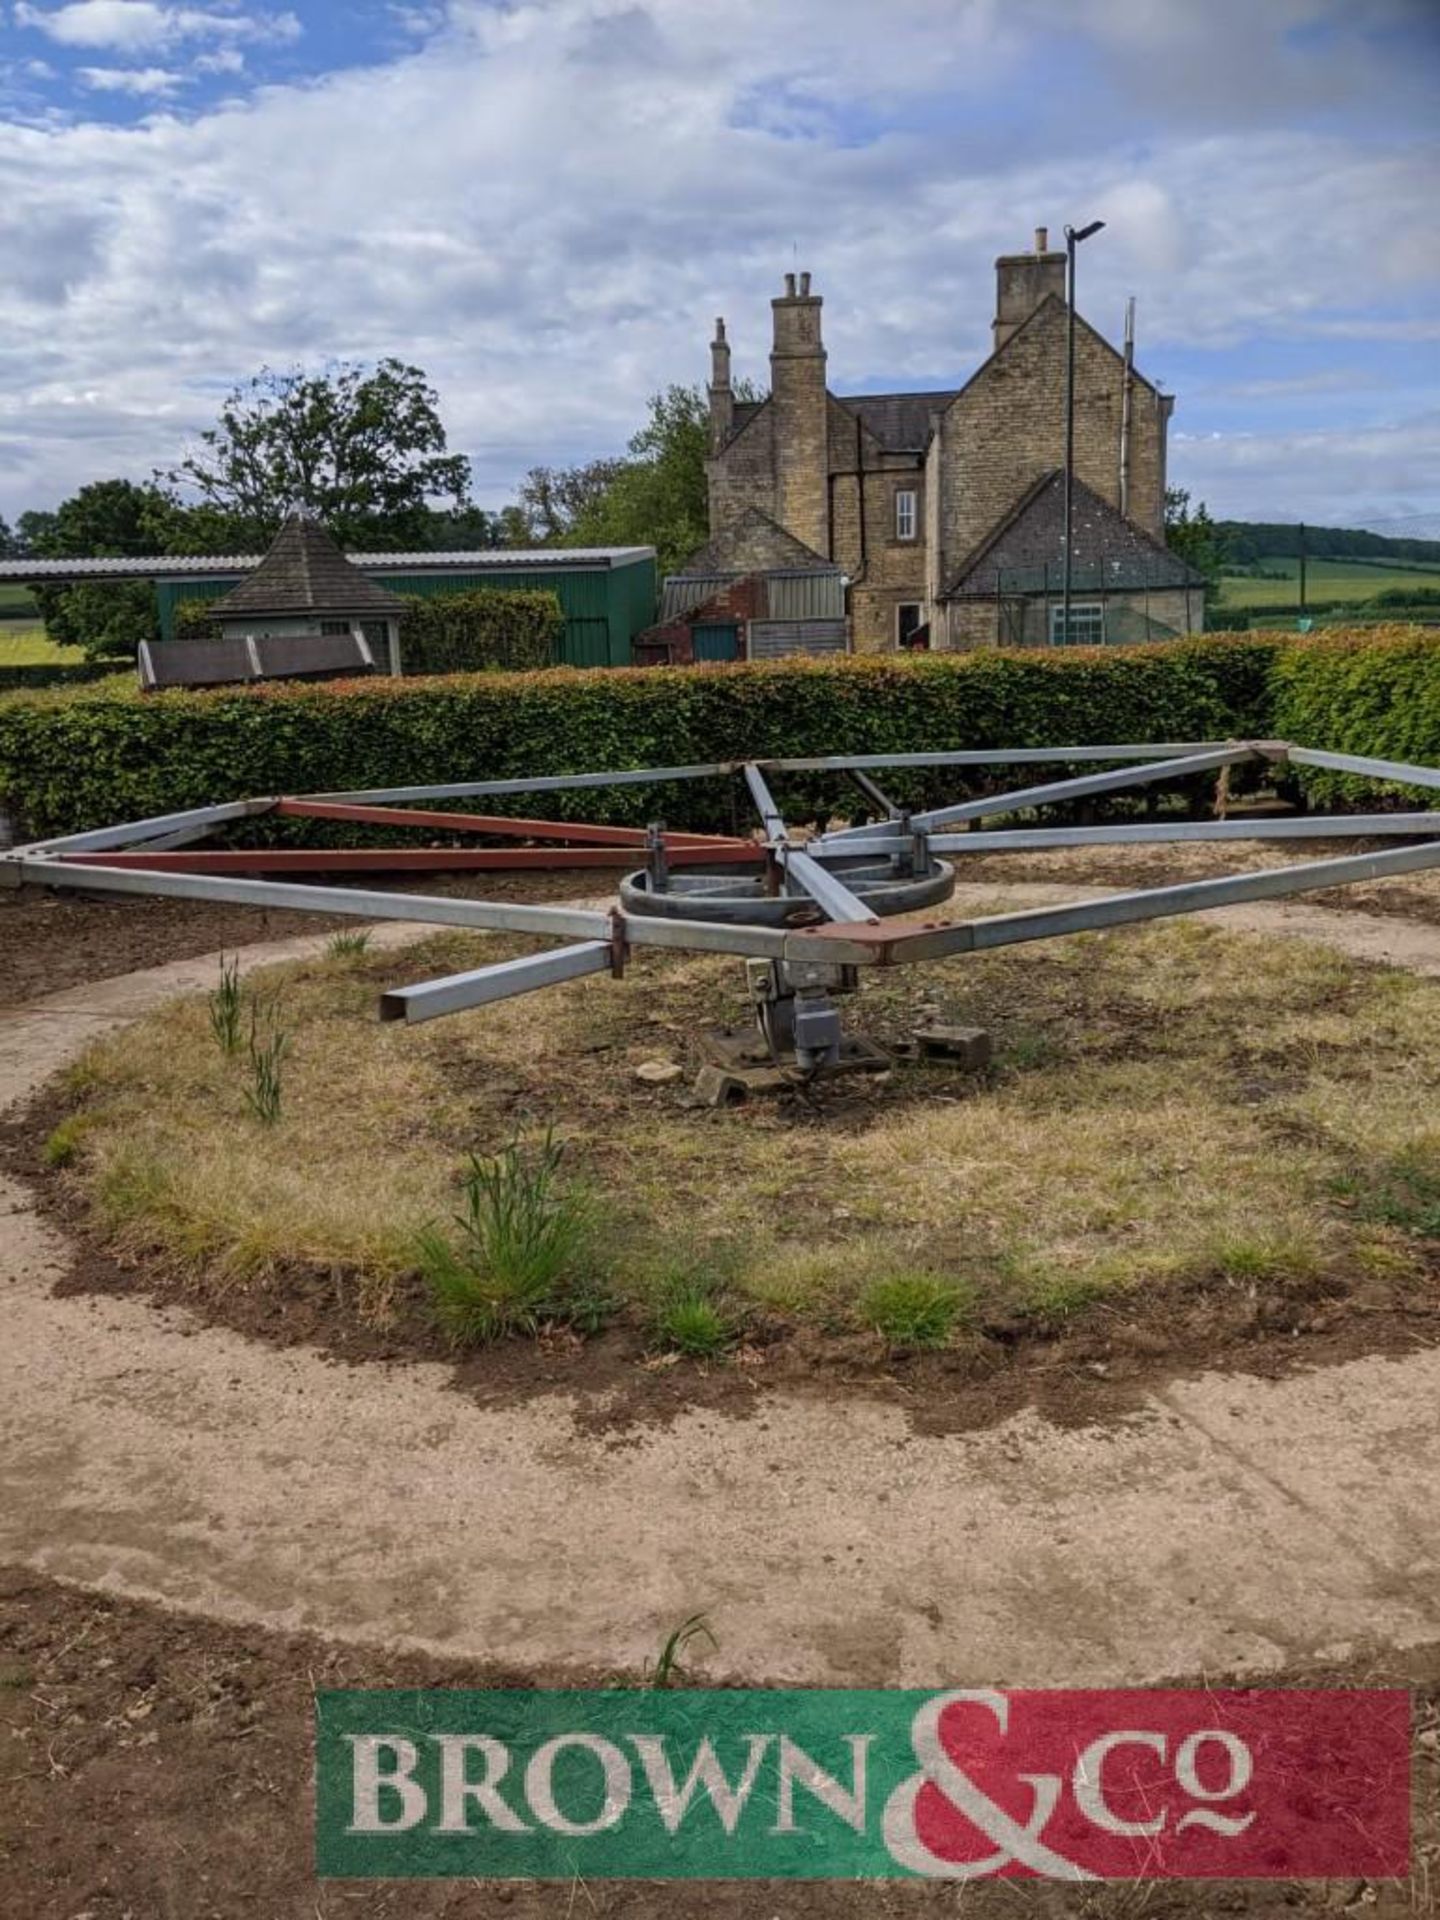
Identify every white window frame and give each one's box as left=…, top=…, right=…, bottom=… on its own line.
left=1049, top=601, right=1105, bottom=646
left=894, top=488, right=917, bottom=542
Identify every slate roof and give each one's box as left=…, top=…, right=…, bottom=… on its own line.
left=944, top=470, right=1204, bottom=598
left=835, top=390, right=961, bottom=451
left=680, top=506, right=835, bottom=576
left=208, top=513, right=406, bottom=620
left=723, top=390, right=959, bottom=454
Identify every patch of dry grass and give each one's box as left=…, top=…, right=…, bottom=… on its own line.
left=61, top=913, right=1440, bottom=1340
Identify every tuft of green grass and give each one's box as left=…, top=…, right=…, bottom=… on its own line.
left=647, top=1613, right=716, bottom=1689
left=1207, top=1233, right=1323, bottom=1286
left=653, top=1288, right=734, bottom=1358
left=208, top=952, right=244, bottom=1055
left=242, top=1003, right=290, bottom=1126
left=43, top=1112, right=95, bottom=1168
left=1336, top=1147, right=1440, bottom=1239
left=858, top=1270, right=972, bottom=1350
left=325, top=929, right=373, bottom=960
left=417, top=1129, right=593, bottom=1344
left=1022, top=1268, right=1114, bottom=1326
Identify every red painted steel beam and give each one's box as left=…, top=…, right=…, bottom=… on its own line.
left=57, top=845, right=764, bottom=874
left=274, top=797, right=747, bottom=849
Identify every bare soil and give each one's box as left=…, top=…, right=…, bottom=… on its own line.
left=0, top=869, right=606, bottom=1006
left=1, top=1568, right=1434, bottom=1920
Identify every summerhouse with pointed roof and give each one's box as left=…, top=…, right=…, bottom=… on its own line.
left=209, top=511, right=404, bottom=674
left=703, top=234, right=1198, bottom=652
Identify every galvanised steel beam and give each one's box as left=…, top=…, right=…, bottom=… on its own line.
left=273, top=798, right=743, bottom=848
left=757, top=744, right=1231, bottom=774
left=1285, top=748, right=1440, bottom=793
left=817, top=744, right=1266, bottom=846
left=845, top=768, right=900, bottom=817
left=7, top=855, right=793, bottom=961
left=379, top=941, right=614, bottom=1023
left=14, top=797, right=273, bottom=857
left=54, top=844, right=761, bottom=874
left=744, top=762, right=787, bottom=841
left=297, top=744, right=1238, bottom=811
left=779, top=847, right=879, bottom=925
left=787, top=835, right=1440, bottom=964
left=842, top=813, right=1440, bottom=855
left=296, top=764, right=739, bottom=807
left=960, top=836, right=1440, bottom=951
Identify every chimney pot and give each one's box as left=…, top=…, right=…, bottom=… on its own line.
left=714, top=316, right=726, bottom=341
left=1035, top=226, right=1048, bottom=253
left=799, top=270, right=811, bottom=295
left=784, top=271, right=796, bottom=296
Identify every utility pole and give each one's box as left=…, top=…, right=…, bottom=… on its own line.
left=1062, top=220, right=1105, bottom=645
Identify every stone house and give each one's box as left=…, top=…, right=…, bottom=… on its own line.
left=702, top=233, right=1203, bottom=652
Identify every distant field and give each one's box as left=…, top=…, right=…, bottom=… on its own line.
left=1219, top=556, right=1440, bottom=608
left=0, top=583, right=39, bottom=617
left=0, top=627, right=82, bottom=666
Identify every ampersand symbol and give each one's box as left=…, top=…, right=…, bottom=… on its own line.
left=882, top=1690, right=1096, bottom=1880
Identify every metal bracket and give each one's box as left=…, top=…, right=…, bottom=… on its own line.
left=608, top=908, right=630, bottom=980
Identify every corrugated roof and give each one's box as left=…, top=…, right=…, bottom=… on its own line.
left=0, top=544, right=655, bottom=585
left=210, top=514, right=405, bottom=620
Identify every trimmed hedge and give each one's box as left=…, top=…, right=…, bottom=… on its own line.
left=0, top=637, right=1280, bottom=843
left=3, top=628, right=1436, bottom=846
left=174, top=599, right=221, bottom=641
left=398, top=589, right=562, bottom=675
left=0, top=659, right=132, bottom=694
left=1270, top=629, right=1440, bottom=805
left=173, top=587, right=563, bottom=676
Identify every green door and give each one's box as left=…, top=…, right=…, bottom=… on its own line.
left=691, top=622, right=740, bottom=662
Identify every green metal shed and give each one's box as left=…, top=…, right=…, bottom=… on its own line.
left=151, top=547, right=656, bottom=668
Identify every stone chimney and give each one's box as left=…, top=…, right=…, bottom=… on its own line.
left=708, top=316, right=733, bottom=453
left=769, top=269, right=829, bottom=557
left=992, top=226, right=1067, bottom=350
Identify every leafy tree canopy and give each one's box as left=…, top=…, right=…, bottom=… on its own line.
left=1164, top=486, right=1225, bottom=606
left=511, top=382, right=762, bottom=576
left=163, top=358, right=472, bottom=550
left=24, top=479, right=178, bottom=660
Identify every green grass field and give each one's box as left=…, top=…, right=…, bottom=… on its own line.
left=1218, top=555, right=1440, bottom=608
left=0, top=626, right=82, bottom=666
left=0, top=583, right=39, bottom=617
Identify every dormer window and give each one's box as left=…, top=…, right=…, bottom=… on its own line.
left=894, top=489, right=917, bottom=541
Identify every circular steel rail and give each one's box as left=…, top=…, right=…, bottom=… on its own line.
left=619, top=854, right=956, bottom=926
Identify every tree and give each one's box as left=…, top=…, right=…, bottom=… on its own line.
left=27, top=478, right=177, bottom=659
left=517, top=459, right=629, bottom=543
left=517, top=382, right=762, bottom=576
left=14, top=509, right=59, bottom=556
left=1164, top=487, right=1225, bottom=608
left=165, top=359, right=472, bottom=549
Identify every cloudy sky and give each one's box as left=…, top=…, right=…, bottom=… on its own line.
left=1, top=0, right=1437, bottom=531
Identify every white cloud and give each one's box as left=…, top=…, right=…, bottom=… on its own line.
left=1171, top=415, right=1440, bottom=524
left=76, top=63, right=182, bottom=93
left=193, top=46, right=245, bottom=74
left=0, top=0, right=1434, bottom=524
left=14, top=2, right=300, bottom=54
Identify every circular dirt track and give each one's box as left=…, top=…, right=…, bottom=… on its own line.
left=2, top=883, right=1439, bottom=1692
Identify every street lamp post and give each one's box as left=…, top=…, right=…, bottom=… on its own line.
left=1061, top=219, right=1105, bottom=645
